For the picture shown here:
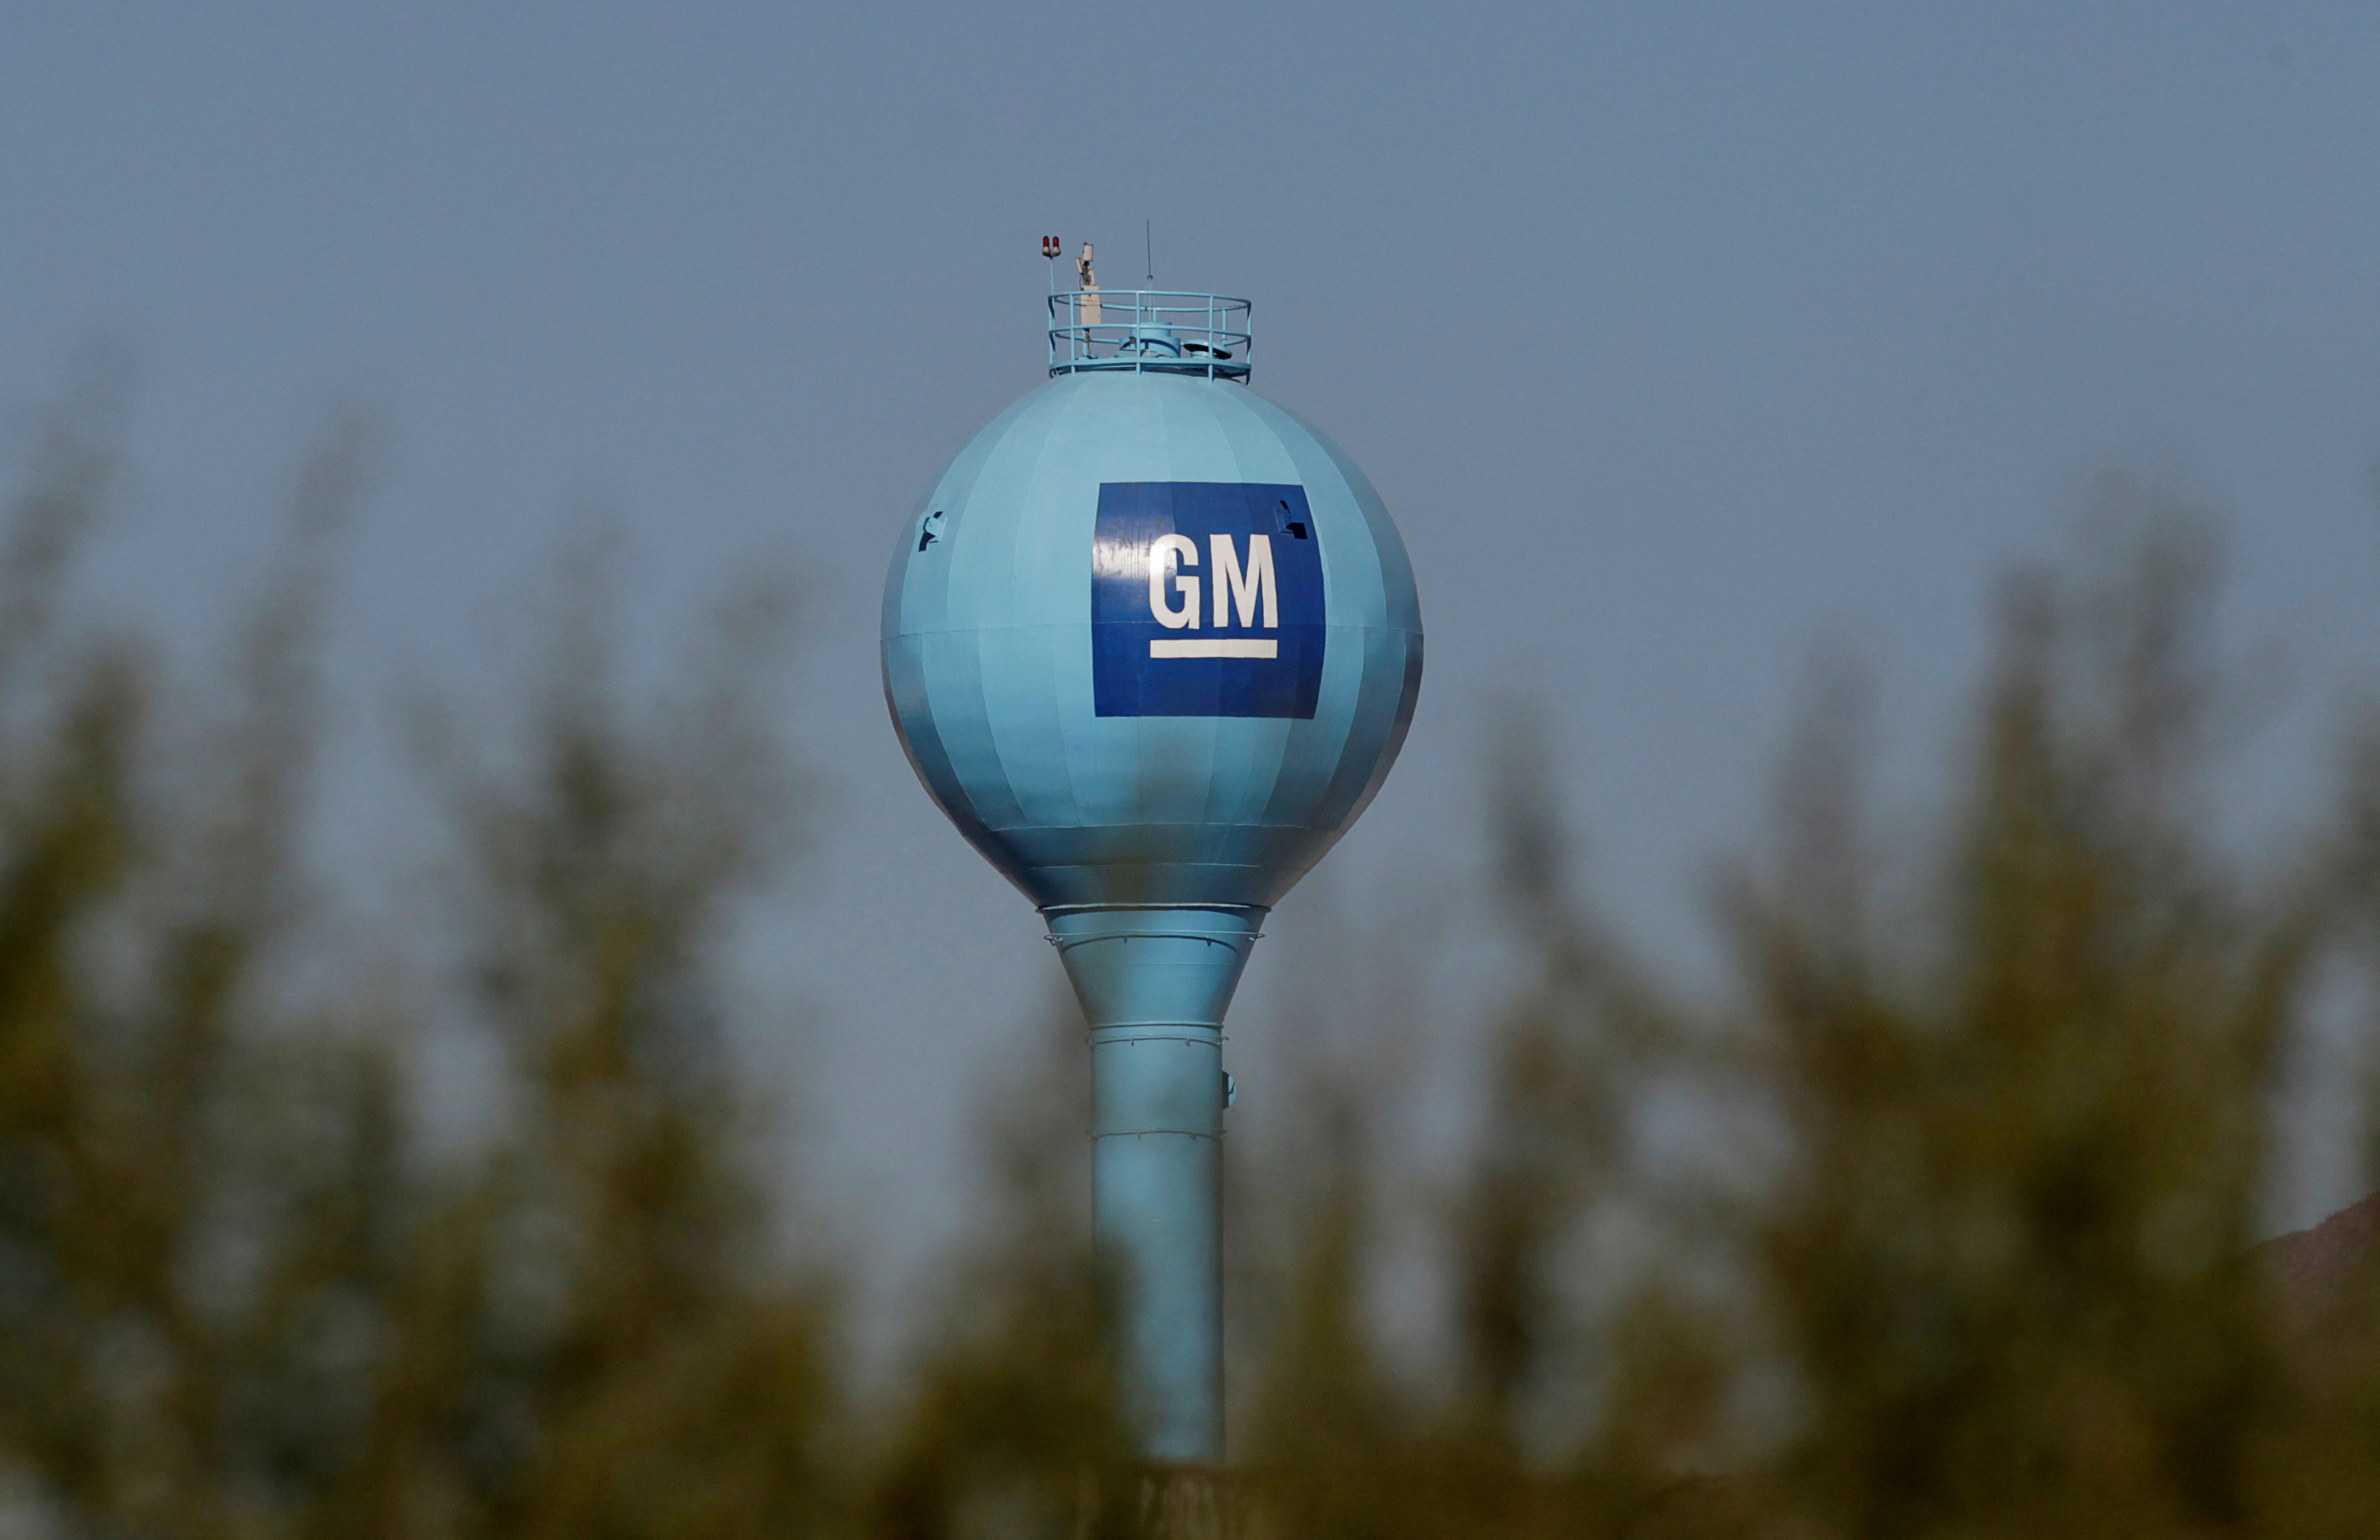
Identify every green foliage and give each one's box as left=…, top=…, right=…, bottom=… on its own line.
left=1217, top=487, right=2380, bottom=1539
left=0, top=397, right=2376, bottom=1539
left=0, top=393, right=841, bottom=1539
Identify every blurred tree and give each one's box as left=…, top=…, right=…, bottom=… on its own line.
left=868, top=987, right=1132, bottom=1540
left=5, top=385, right=2380, bottom=1540
left=0, top=387, right=837, bottom=1539
left=1726, top=489, right=2325, bottom=1537
left=419, top=545, right=840, bottom=1540
left=1229, top=479, right=2380, bottom=1540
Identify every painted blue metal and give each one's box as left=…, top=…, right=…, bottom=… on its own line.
left=1051, top=904, right=1255, bottom=1460
left=882, top=293, right=1422, bottom=1464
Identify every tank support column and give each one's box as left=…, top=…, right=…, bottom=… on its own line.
left=1046, top=905, right=1262, bottom=1466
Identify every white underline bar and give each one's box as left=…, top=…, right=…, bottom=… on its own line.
left=1150, top=637, right=1278, bottom=659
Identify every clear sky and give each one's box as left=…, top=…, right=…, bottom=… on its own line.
left=7, top=1, right=2380, bottom=1289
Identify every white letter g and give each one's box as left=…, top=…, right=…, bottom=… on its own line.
left=1148, top=534, right=1200, bottom=630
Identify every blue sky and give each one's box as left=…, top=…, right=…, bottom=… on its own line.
left=7, top=1, right=2379, bottom=1283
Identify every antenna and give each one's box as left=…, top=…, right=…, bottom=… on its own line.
left=1146, top=219, right=1153, bottom=283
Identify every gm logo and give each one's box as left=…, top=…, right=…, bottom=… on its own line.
left=1091, top=482, right=1324, bottom=718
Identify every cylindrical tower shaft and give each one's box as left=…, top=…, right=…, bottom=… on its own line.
left=1048, top=905, right=1260, bottom=1464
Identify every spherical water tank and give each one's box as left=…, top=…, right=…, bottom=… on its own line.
left=882, top=299, right=1422, bottom=905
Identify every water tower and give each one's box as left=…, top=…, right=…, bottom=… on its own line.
left=882, top=248, right=1422, bottom=1465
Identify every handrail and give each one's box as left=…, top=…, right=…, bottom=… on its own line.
left=1048, top=289, right=1254, bottom=381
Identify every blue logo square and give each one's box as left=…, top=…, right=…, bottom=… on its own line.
left=1091, top=482, right=1325, bottom=718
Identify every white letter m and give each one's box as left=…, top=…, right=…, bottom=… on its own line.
left=1210, top=534, right=1278, bottom=629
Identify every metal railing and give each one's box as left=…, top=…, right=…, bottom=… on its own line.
left=1048, top=290, right=1253, bottom=381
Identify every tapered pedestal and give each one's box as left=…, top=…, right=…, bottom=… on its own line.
left=1046, top=904, right=1261, bottom=1466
